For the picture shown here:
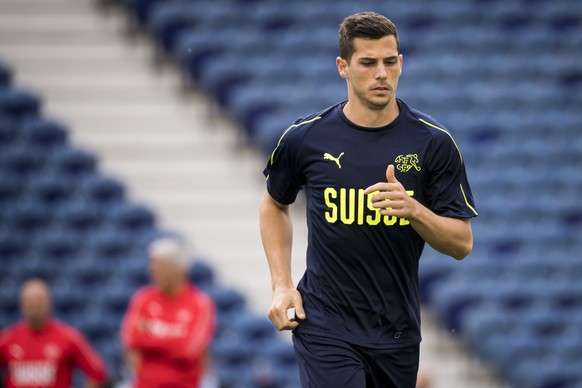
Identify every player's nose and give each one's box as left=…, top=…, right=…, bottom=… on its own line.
left=375, top=63, right=388, bottom=79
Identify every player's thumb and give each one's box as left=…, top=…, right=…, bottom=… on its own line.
left=386, top=164, right=398, bottom=183
left=293, top=293, right=306, bottom=320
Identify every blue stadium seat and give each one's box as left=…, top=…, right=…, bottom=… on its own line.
left=80, top=175, right=125, bottom=207
left=85, top=230, right=134, bottom=261
left=0, top=116, right=17, bottom=150
left=148, top=2, right=206, bottom=52
left=4, top=201, right=51, bottom=235
left=96, top=278, right=134, bottom=315
left=232, top=314, right=276, bottom=349
left=0, top=60, right=12, bottom=88
left=189, top=259, right=215, bottom=289
left=33, top=230, right=81, bottom=262
left=50, top=148, right=97, bottom=178
left=0, top=278, right=20, bottom=328
left=66, top=255, right=111, bottom=288
left=0, top=87, right=41, bottom=120
left=20, top=117, right=68, bottom=151
left=431, top=276, right=492, bottom=332
left=55, top=200, right=103, bottom=234
left=0, top=174, right=24, bottom=207
left=108, top=202, right=156, bottom=234
left=28, top=175, right=76, bottom=208
left=0, top=146, right=47, bottom=179
left=51, top=279, right=87, bottom=317
left=212, top=337, right=254, bottom=387
left=118, top=254, right=149, bottom=287
left=0, top=230, right=29, bottom=262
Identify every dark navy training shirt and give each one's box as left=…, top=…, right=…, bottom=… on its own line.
left=264, top=99, right=478, bottom=349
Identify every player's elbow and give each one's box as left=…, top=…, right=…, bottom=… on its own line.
left=451, top=237, right=473, bottom=260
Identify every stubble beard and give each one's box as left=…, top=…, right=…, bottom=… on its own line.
left=355, top=89, right=392, bottom=112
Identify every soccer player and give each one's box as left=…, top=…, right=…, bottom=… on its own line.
left=259, top=12, right=478, bottom=387
left=0, top=278, right=107, bottom=388
left=121, top=237, right=215, bottom=388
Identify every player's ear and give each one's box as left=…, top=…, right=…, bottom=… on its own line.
left=336, top=57, right=348, bottom=78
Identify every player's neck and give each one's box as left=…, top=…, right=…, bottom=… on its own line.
left=160, top=280, right=187, bottom=296
left=27, top=317, right=49, bottom=332
left=343, top=97, right=400, bottom=128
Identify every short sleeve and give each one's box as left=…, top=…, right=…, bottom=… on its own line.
left=263, top=121, right=305, bottom=205
left=425, top=129, right=478, bottom=219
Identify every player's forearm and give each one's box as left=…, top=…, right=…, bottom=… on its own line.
left=259, top=191, right=294, bottom=291
left=409, top=203, right=473, bottom=260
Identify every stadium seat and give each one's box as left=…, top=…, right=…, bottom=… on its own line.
left=0, top=230, right=29, bottom=262
left=28, top=175, right=77, bottom=209
left=108, top=202, right=156, bottom=234
left=212, top=337, right=254, bottom=388
left=0, top=174, right=24, bottom=207
left=0, top=60, right=12, bottom=87
left=80, top=174, right=125, bottom=207
left=85, top=230, right=134, bottom=261
left=66, top=255, right=112, bottom=289
left=189, top=259, right=215, bottom=290
left=20, top=117, right=68, bottom=151
left=55, top=200, right=104, bottom=234
left=4, top=201, right=51, bottom=235
left=33, top=230, right=81, bottom=262
left=0, top=146, right=47, bottom=179
left=0, top=116, right=17, bottom=150
left=0, top=278, right=20, bottom=328
left=50, top=148, right=97, bottom=178
left=232, top=314, right=276, bottom=349
left=51, top=279, right=87, bottom=317
left=0, top=87, right=41, bottom=120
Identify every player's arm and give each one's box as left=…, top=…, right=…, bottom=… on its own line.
left=121, top=292, right=168, bottom=355
left=259, top=190, right=306, bottom=330
left=366, top=165, right=473, bottom=260
left=168, top=293, right=216, bottom=363
left=68, top=330, right=107, bottom=387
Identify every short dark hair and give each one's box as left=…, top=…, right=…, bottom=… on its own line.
left=338, top=12, right=400, bottom=63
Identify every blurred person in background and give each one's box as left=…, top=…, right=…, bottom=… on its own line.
left=260, top=12, right=477, bottom=388
left=0, top=278, right=107, bottom=388
left=121, top=237, right=215, bottom=388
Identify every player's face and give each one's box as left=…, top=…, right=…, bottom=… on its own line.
left=20, top=281, right=51, bottom=329
left=149, top=254, right=180, bottom=291
left=338, top=35, right=402, bottom=111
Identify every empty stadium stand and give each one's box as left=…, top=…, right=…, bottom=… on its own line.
left=1, top=0, right=581, bottom=386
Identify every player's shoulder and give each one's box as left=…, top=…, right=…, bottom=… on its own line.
left=278, top=103, right=340, bottom=143
left=132, top=285, right=158, bottom=300
left=404, top=102, right=454, bottom=141
left=0, top=321, right=26, bottom=342
left=50, top=319, right=89, bottom=344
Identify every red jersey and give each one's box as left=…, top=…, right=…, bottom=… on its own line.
left=0, top=319, right=107, bottom=388
left=121, top=284, right=215, bottom=388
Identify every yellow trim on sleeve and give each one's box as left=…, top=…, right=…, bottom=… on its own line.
left=419, top=118, right=463, bottom=164
left=460, top=183, right=478, bottom=216
left=269, top=116, right=322, bottom=165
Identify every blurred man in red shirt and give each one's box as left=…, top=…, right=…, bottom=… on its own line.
left=121, top=237, right=216, bottom=388
left=0, top=278, right=107, bottom=388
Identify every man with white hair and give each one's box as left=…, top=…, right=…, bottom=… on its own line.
left=121, top=237, right=215, bottom=388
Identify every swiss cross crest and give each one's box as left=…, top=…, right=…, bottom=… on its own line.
left=395, top=154, right=421, bottom=173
